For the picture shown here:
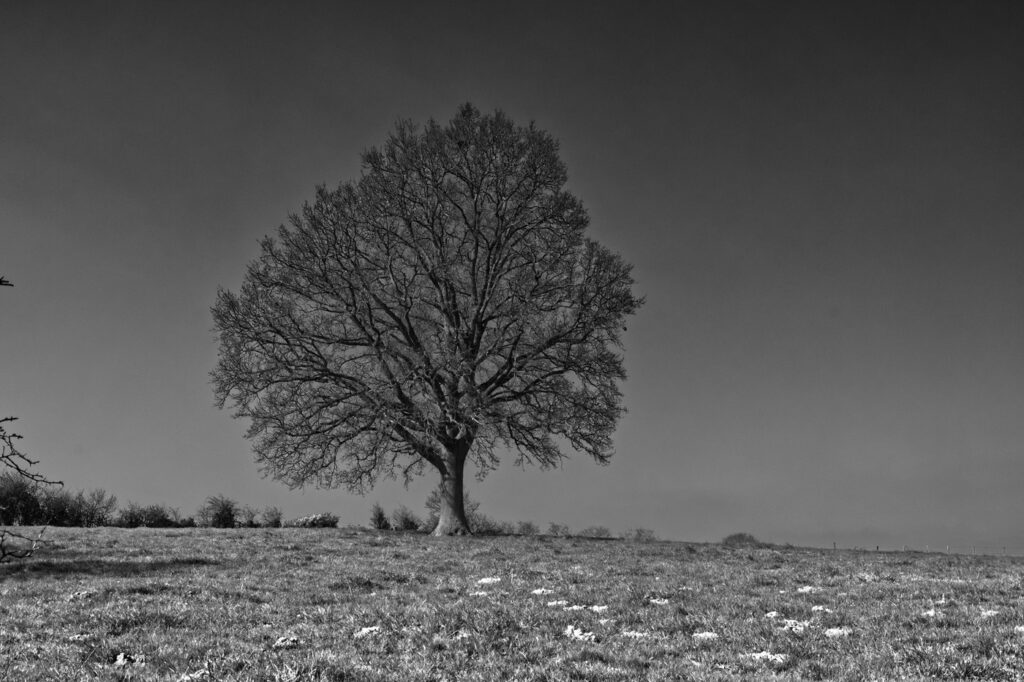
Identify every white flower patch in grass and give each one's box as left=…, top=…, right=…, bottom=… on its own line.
left=476, top=577, right=501, bottom=585
left=469, top=591, right=490, bottom=597
left=921, top=608, right=941, bottom=618
left=547, top=600, right=568, bottom=607
left=796, top=586, right=820, bottom=594
left=811, top=605, right=833, bottom=613
left=66, top=590, right=96, bottom=602
left=589, top=605, right=609, bottom=613
left=981, top=609, right=1000, bottom=619
left=825, top=627, right=852, bottom=638
left=272, top=636, right=301, bottom=650
left=353, top=626, right=381, bottom=640
left=564, top=604, right=586, bottom=611
left=780, top=619, right=810, bottom=633
left=1014, top=625, right=1024, bottom=635
left=765, top=611, right=779, bottom=619
left=598, top=618, right=615, bottom=626
left=176, top=671, right=210, bottom=681
left=113, top=652, right=146, bottom=668
left=649, top=598, right=670, bottom=605
left=68, top=633, right=93, bottom=643
left=531, top=588, right=554, bottom=595
left=564, top=625, right=596, bottom=642
left=745, top=651, right=788, bottom=665
left=621, top=630, right=650, bottom=639
left=692, top=631, right=719, bottom=643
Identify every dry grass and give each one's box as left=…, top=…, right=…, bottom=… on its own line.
left=2, top=527, right=1024, bottom=680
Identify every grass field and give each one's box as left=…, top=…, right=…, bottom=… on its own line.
left=2, top=527, right=1024, bottom=681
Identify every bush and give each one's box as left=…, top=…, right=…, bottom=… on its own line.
left=547, top=522, right=570, bottom=537
left=262, top=506, right=283, bottom=528
left=238, top=505, right=260, bottom=528
left=623, top=527, right=657, bottom=542
left=721, top=532, right=766, bottom=548
left=469, top=513, right=516, bottom=536
left=116, top=501, right=146, bottom=528
left=285, top=513, right=339, bottom=528
left=517, top=520, right=539, bottom=536
left=581, top=526, right=612, bottom=538
left=39, top=487, right=82, bottom=527
left=16, top=485, right=118, bottom=527
left=370, top=503, right=391, bottom=530
left=0, top=472, right=43, bottom=525
left=78, top=489, right=118, bottom=526
left=391, top=506, right=422, bottom=531
left=203, top=495, right=238, bottom=528
left=140, top=504, right=176, bottom=528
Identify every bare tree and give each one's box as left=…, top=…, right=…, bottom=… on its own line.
left=1, top=276, right=60, bottom=561
left=212, top=105, right=642, bottom=535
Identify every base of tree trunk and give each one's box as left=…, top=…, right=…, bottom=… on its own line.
left=431, top=520, right=473, bottom=536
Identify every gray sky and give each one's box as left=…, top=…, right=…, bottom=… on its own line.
left=3, top=1, right=1023, bottom=550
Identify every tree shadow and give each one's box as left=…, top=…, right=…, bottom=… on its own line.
left=0, top=556, right=220, bottom=580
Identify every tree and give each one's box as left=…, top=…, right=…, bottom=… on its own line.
left=1, top=275, right=61, bottom=560
left=212, top=104, right=642, bottom=535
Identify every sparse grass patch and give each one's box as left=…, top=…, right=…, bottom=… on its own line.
left=3, top=527, right=1024, bottom=680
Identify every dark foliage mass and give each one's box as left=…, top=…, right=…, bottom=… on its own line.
left=202, top=495, right=238, bottom=529
left=370, top=502, right=391, bottom=531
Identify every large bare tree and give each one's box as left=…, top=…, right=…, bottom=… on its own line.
left=212, top=105, right=642, bottom=535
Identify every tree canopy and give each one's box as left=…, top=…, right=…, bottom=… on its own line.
left=212, top=104, right=642, bottom=534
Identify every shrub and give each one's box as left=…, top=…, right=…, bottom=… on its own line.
left=623, top=527, right=657, bottom=542
left=78, top=489, right=118, bottom=526
left=722, top=532, right=766, bottom=547
left=469, top=513, right=516, bottom=536
left=370, top=503, right=391, bottom=530
left=517, top=520, right=539, bottom=536
left=238, top=505, right=260, bottom=528
left=141, top=504, right=176, bottom=528
left=581, top=526, right=612, bottom=538
left=203, top=495, right=238, bottom=528
left=39, top=487, right=82, bottom=527
left=391, top=506, right=422, bottom=531
left=285, top=513, right=339, bottom=528
left=0, top=472, right=43, bottom=525
left=262, top=506, right=283, bottom=528
left=116, top=501, right=146, bottom=528
left=547, top=522, right=570, bottom=537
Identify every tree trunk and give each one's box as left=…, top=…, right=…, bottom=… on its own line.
left=431, top=444, right=472, bottom=536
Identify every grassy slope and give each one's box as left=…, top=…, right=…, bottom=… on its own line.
left=1, top=527, right=1023, bottom=681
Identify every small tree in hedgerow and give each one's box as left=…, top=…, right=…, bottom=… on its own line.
left=2, top=275, right=63, bottom=561
left=211, top=104, right=642, bottom=535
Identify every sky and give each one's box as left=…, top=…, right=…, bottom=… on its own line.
left=2, top=1, right=1023, bottom=551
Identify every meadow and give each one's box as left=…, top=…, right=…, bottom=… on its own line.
left=2, top=527, right=1024, bottom=681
